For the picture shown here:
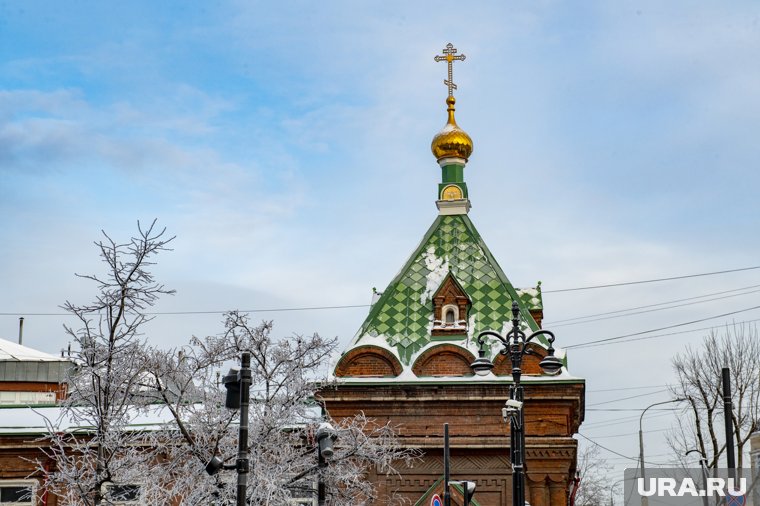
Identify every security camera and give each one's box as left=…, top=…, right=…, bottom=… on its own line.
left=505, top=399, right=523, bottom=409
left=502, top=399, right=523, bottom=422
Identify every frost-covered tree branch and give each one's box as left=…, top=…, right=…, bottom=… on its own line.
left=37, top=224, right=415, bottom=505
left=37, top=220, right=175, bottom=505
left=138, top=312, right=418, bottom=505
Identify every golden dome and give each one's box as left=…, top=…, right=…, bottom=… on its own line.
left=431, top=96, right=473, bottom=162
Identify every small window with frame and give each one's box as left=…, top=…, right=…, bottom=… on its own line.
left=287, top=477, right=316, bottom=506
left=0, top=480, right=35, bottom=506
left=103, top=483, right=141, bottom=505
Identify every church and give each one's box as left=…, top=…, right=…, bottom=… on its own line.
left=319, top=44, right=585, bottom=506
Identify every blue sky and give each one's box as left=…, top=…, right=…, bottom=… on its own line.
left=3, top=0, right=760, bottom=483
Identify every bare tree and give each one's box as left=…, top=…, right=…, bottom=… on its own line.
left=38, top=224, right=415, bottom=505
left=667, top=323, right=760, bottom=469
left=39, top=220, right=175, bottom=505
left=574, top=442, right=615, bottom=506
left=137, top=312, right=417, bottom=505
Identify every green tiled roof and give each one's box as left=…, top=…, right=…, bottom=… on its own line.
left=354, top=214, right=543, bottom=364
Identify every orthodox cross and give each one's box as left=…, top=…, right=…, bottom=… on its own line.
left=434, top=43, right=466, bottom=96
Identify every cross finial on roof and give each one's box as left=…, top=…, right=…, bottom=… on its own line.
left=434, top=43, right=466, bottom=97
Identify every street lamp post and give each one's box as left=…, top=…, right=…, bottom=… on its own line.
left=470, top=301, right=563, bottom=506
left=639, top=398, right=686, bottom=506
left=205, top=352, right=252, bottom=506
left=686, top=449, right=709, bottom=506
left=315, top=423, right=338, bottom=506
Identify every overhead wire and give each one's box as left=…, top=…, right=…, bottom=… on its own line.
left=542, top=265, right=760, bottom=293
left=587, top=385, right=666, bottom=392
left=546, top=283, right=760, bottom=324
left=566, top=317, right=760, bottom=350
left=563, top=305, right=760, bottom=349
left=581, top=410, right=677, bottom=429
left=586, top=389, right=669, bottom=407
left=547, top=287, right=760, bottom=328
left=578, top=433, right=675, bottom=466
left=2, top=265, right=760, bottom=317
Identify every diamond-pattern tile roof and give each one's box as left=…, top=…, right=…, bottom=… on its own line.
left=353, top=214, right=542, bottom=364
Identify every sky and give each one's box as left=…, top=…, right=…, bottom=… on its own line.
left=2, top=0, right=760, bottom=491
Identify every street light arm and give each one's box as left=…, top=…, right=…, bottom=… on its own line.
left=639, top=398, right=687, bottom=433
left=477, top=329, right=556, bottom=354
left=524, top=329, right=556, bottom=346
left=476, top=330, right=509, bottom=348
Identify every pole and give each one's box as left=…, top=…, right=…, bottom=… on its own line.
left=237, top=352, right=252, bottom=506
left=722, top=368, right=736, bottom=479
left=318, top=448, right=326, bottom=506
left=444, top=423, right=451, bottom=506
left=699, top=458, right=709, bottom=506
left=510, top=304, right=526, bottom=506
left=639, top=399, right=685, bottom=506
left=639, top=427, right=647, bottom=506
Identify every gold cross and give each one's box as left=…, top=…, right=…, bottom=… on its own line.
left=434, top=43, right=466, bottom=97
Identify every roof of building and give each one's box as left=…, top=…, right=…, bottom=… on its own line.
left=352, top=213, right=544, bottom=365
left=0, top=338, right=66, bottom=362
left=0, top=338, right=73, bottom=383
left=0, top=405, right=177, bottom=435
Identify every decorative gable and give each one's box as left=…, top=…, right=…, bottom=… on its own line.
left=431, top=273, right=470, bottom=336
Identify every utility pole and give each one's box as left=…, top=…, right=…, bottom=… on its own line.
left=722, top=368, right=736, bottom=481
left=236, top=352, right=252, bottom=506
left=444, top=423, right=451, bottom=506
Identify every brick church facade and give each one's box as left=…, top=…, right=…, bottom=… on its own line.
left=319, top=44, right=585, bottom=506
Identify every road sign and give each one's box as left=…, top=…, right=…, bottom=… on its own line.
left=431, top=493, right=443, bottom=506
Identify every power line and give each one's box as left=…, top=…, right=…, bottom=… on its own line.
left=587, top=389, right=669, bottom=407
left=578, top=433, right=636, bottom=461
left=546, top=284, right=760, bottom=324
left=543, top=265, right=760, bottom=294
left=583, top=427, right=670, bottom=439
left=0, top=304, right=371, bottom=317
left=564, top=305, right=760, bottom=349
left=578, top=433, right=675, bottom=466
left=587, top=385, right=666, bottom=393
left=3, top=265, right=760, bottom=317
left=567, top=317, right=760, bottom=350
left=581, top=410, right=676, bottom=429
left=586, top=408, right=679, bottom=412
left=547, top=287, right=760, bottom=328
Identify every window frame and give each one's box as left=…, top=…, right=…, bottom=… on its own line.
left=101, top=482, right=142, bottom=505
left=0, top=479, right=36, bottom=506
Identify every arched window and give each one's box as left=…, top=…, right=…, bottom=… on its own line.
left=442, top=304, right=459, bottom=325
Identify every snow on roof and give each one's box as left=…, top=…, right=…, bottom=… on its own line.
left=0, top=405, right=179, bottom=435
left=329, top=368, right=583, bottom=385
left=0, top=338, right=67, bottom=362
left=0, top=403, right=325, bottom=436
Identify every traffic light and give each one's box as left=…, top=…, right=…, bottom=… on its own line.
left=222, top=368, right=240, bottom=409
